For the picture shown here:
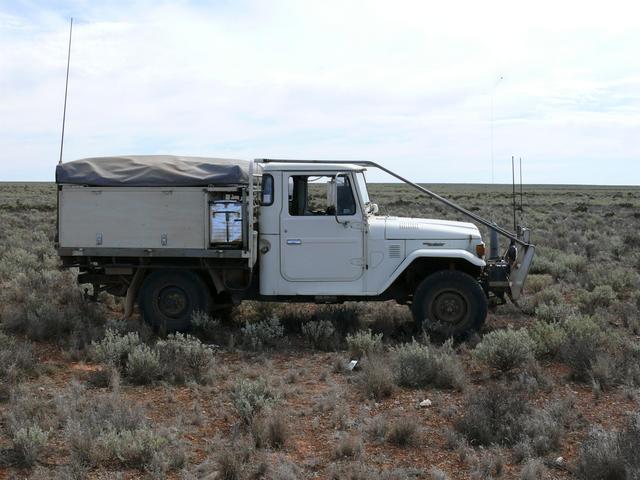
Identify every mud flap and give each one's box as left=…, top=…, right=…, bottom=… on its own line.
left=509, top=244, right=535, bottom=301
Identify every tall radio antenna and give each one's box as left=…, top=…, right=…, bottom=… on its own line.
left=58, top=17, right=73, bottom=165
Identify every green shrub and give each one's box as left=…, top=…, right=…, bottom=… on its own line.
left=346, top=329, right=383, bottom=358
left=576, top=426, right=630, bottom=480
left=534, top=302, right=574, bottom=323
left=316, top=303, right=362, bottom=335
left=301, top=320, right=336, bottom=350
left=126, top=344, right=161, bottom=385
left=560, top=315, right=614, bottom=381
left=12, top=425, right=49, bottom=467
left=231, top=378, right=280, bottom=424
left=392, top=340, right=466, bottom=390
left=528, top=320, right=567, bottom=359
left=241, top=316, right=284, bottom=350
left=576, top=285, right=617, bottom=313
left=156, top=333, right=214, bottom=384
left=92, top=329, right=141, bottom=368
left=473, top=328, right=535, bottom=372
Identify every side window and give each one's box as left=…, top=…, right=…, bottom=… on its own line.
left=288, top=174, right=356, bottom=216
left=261, top=174, right=274, bottom=206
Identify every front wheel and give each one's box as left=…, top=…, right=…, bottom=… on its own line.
left=411, top=270, right=487, bottom=339
left=138, top=270, right=212, bottom=333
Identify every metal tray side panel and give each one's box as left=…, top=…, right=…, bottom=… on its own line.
left=59, top=187, right=206, bottom=249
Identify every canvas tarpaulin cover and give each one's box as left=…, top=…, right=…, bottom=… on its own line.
left=56, top=155, right=253, bottom=187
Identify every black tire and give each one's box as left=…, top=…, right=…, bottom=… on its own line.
left=138, top=270, right=211, bottom=333
left=411, top=270, right=487, bottom=339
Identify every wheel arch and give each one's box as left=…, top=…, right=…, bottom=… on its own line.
left=381, top=249, right=485, bottom=297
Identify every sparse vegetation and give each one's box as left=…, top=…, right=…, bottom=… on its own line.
left=2, top=182, right=640, bottom=477
left=473, top=328, right=535, bottom=373
left=392, top=340, right=466, bottom=389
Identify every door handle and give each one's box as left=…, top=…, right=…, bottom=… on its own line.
left=287, top=239, right=302, bottom=245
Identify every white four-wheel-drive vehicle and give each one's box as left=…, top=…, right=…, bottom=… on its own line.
left=55, top=156, right=534, bottom=338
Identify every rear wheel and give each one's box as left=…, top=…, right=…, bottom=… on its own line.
left=411, top=270, right=487, bottom=339
left=139, top=270, right=211, bottom=332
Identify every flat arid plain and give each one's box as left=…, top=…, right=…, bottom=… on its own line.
left=1, top=182, right=639, bottom=479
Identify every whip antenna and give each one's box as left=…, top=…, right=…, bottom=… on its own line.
left=519, top=157, right=523, bottom=214
left=59, top=17, right=73, bottom=165
left=511, top=155, right=517, bottom=231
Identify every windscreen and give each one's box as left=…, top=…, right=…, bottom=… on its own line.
left=355, top=172, right=370, bottom=206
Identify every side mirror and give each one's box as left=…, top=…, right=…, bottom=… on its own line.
left=370, top=203, right=379, bottom=215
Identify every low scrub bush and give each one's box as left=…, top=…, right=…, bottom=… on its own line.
left=92, top=329, right=141, bottom=368
left=301, top=320, right=337, bottom=350
left=346, top=329, right=383, bottom=358
left=356, top=356, right=395, bottom=400
left=156, top=333, right=215, bottom=384
left=386, top=418, right=418, bottom=447
left=576, top=414, right=640, bottom=480
left=251, top=414, right=289, bottom=449
left=316, top=303, right=362, bottom=335
left=332, top=434, right=363, bottom=459
left=576, top=285, right=617, bottom=313
left=455, top=386, right=529, bottom=446
left=392, top=340, right=466, bottom=390
left=534, top=302, right=574, bottom=323
left=456, top=386, right=565, bottom=452
left=473, top=328, right=535, bottom=373
left=560, top=315, right=614, bottom=381
left=528, top=320, right=566, bottom=359
left=58, top=388, right=183, bottom=471
left=0, top=332, right=37, bottom=382
left=12, top=425, right=49, bottom=467
left=241, top=316, right=284, bottom=350
left=0, top=268, right=107, bottom=348
left=126, top=344, right=161, bottom=385
left=231, top=378, right=280, bottom=424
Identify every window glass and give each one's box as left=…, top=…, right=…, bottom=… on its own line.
left=355, top=172, right=370, bottom=206
left=288, top=174, right=356, bottom=216
left=261, top=174, right=274, bottom=206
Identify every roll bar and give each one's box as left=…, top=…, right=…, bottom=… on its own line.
left=256, top=158, right=532, bottom=247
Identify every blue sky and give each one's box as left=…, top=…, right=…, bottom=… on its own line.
left=1, top=0, right=639, bottom=184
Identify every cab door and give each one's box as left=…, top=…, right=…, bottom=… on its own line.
left=280, top=173, right=365, bottom=282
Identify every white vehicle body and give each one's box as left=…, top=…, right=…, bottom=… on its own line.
left=56, top=156, right=534, bottom=337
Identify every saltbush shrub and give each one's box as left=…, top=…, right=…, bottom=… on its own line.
left=560, top=315, right=612, bottom=381
left=392, top=340, right=466, bottom=390
left=576, top=285, right=617, bottom=313
left=156, top=333, right=214, bottom=384
left=528, top=320, right=566, bottom=359
left=301, top=320, right=336, bottom=350
left=345, top=329, right=383, bottom=358
left=241, top=316, right=284, bottom=350
left=231, top=378, right=280, bottom=424
left=356, top=357, right=395, bottom=400
left=92, top=329, right=141, bottom=368
left=576, top=414, right=640, bottom=480
left=12, top=425, right=49, bottom=467
left=126, top=344, right=161, bottom=385
left=455, top=386, right=528, bottom=446
left=0, top=332, right=37, bottom=382
left=386, top=418, right=418, bottom=447
left=473, top=328, right=535, bottom=373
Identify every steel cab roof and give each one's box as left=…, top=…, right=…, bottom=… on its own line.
left=258, top=161, right=366, bottom=173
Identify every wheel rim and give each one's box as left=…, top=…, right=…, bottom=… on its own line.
left=156, top=285, right=189, bottom=318
left=430, top=290, right=468, bottom=325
